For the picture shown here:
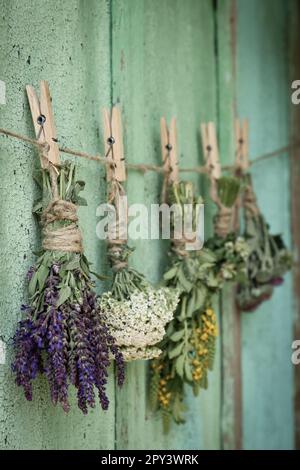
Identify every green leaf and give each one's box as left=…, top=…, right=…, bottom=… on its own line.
left=168, top=342, right=184, bottom=359
left=194, top=284, right=207, bottom=311
left=32, top=201, right=43, bottom=214
left=184, top=359, right=193, bottom=382
left=217, top=176, right=240, bottom=208
left=76, top=196, right=87, bottom=206
left=200, top=373, right=208, bottom=389
left=80, top=258, right=90, bottom=278
left=175, top=355, right=185, bottom=377
left=57, top=285, right=71, bottom=307
left=69, top=273, right=76, bottom=289
left=172, top=393, right=186, bottom=424
left=32, top=250, right=43, bottom=257
left=63, top=256, right=80, bottom=271
left=41, top=251, right=52, bottom=267
left=179, top=295, right=187, bottom=320
left=170, top=329, right=185, bottom=342
left=163, top=266, right=178, bottom=281
left=90, top=271, right=110, bottom=281
left=28, top=271, right=38, bottom=297
left=37, top=264, right=49, bottom=291
left=178, top=268, right=193, bottom=292
left=198, top=262, right=214, bottom=275
left=74, top=180, right=86, bottom=192
left=198, top=248, right=217, bottom=263
left=206, top=270, right=219, bottom=288
left=186, top=290, right=195, bottom=318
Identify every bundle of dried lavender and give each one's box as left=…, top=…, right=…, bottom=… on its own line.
left=12, top=162, right=125, bottom=413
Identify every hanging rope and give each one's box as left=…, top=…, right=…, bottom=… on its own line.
left=1, top=126, right=298, bottom=175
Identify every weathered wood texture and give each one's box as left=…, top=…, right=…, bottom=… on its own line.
left=0, top=0, right=114, bottom=450
left=289, top=0, right=300, bottom=450
left=236, top=0, right=294, bottom=450
left=216, top=0, right=243, bottom=450
left=0, top=0, right=297, bottom=450
left=111, top=0, right=221, bottom=450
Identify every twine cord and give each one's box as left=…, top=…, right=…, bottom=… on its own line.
left=39, top=143, right=83, bottom=254
left=243, top=182, right=260, bottom=218
left=207, top=175, right=234, bottom=238
left=42, top=199, right=83, bottom=253
left=213, top=205, right=233, bottom=238
left=0, top=125, right=295, bottom=244
left=0, top=127, right=298, bottom=175
left=106, top=142, right=129, bottom=272
left=171, top=237, right=192, bottom=258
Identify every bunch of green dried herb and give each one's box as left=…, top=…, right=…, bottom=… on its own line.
left=150, top=180, right=248, bottom=431
left=236, top=174, right=292, bottom=312
left=12, top=162, right=125, bottom=414
left=217, top=175, right=241, bottom=209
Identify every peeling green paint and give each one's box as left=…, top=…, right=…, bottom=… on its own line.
left=0, top=0, right=296, bottom=450
left=0, top=0, right=114, bottom=450
left=237, top=0, right=294, bottom=450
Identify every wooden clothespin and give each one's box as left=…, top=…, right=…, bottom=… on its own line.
left=200, top=121, right=221, bottom=181
left=235, top=119, right=249, bottom=172
left=160, top=116, right=179, bottom=184
left=102, top=106, right=127, bottom=241
left=102, top=106, right=126, bottom=182
left=26, top=80, right=60, bottom=168
left=233, top=119, right=252, bottom=230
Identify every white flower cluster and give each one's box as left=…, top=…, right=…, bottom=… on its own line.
left=234, top=236, right=251, bottom=259
left=100, top=287, right=179, bottom=361
left=118, top=345, right=163, bottom=361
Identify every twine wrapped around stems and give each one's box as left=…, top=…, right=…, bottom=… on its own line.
left=243, top=180, right=260, bottom=219
left=171, top=238, right=189, bottom=258
left=41, top=162, right=83, bottom=254
left=42, top=199, right=83, bottom=253
left=107, top=178, right=128, bottom=271
left=209, top=178, right=234, bottom=238
left=213, top=204, right=233, bottom=239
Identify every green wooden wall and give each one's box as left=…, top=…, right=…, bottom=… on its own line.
left=0, top=0, right=297, bottom=450
left=237, top=0, right=294, bottom=450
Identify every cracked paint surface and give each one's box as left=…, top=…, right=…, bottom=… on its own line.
left=0, top=0, right=114, bottom=450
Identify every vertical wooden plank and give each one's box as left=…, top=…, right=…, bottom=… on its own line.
left=112, top=0, right=221, bottom=450
left=216, top=0, right=242, bottom=450
left=0, top=0, right=114, bottom=449
left=236, top=0, right=294, bottom=450
left=289, top=0, right=300, bottom=450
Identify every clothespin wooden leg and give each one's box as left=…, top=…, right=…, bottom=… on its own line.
left=26, top=80, right=60, bottom=169
left=200, top=121, right=221, bottom=205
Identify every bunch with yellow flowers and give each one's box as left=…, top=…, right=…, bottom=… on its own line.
left=150, top=181, right=248, bottom=432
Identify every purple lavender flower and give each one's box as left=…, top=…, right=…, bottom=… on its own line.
left=52, top=263, right=60, bottom=275
left=12, top=260, right=125, bottom=414
left=20, top=304, right=31, bottom=313
left=44, top=309, right=69, bottom=412
left=271, top=276, right=284, bottom=287
left=26, top=266, right=35, bottom=281
left=11, top=318, right=41, bottom=401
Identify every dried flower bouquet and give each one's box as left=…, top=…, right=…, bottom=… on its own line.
left=236, top=174, right=292, bottom=311
left=98, top=179, right=179, bottom=362
left=151, top=179, right=249, bottom=431
left=12, top=162, right=125, bottom=414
